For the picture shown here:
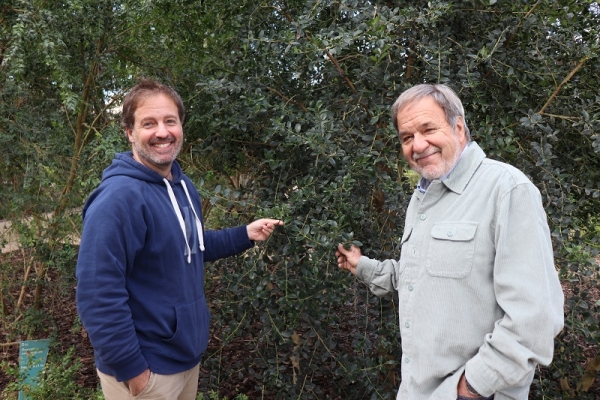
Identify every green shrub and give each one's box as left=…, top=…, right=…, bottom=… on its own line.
left=1, top=347, right=101, bottom=400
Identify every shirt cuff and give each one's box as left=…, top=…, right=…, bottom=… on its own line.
left=355, top=256, right=378, bottom=283
left=465, top=354, right=500, bottom=398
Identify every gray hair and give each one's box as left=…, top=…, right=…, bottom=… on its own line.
left=391, top=84, right=471, bottom=141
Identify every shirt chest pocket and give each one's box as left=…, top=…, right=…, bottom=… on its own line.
left=425, top=222, right=478, bottom=278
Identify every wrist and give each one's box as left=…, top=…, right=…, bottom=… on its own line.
left=465, top=376, right=482, bottom=397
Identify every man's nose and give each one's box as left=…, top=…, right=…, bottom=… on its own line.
left=412, top=133, right=429, bottom=153
left=155, top=123, right=169, bottom=137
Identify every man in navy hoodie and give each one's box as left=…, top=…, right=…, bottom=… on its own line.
left=76, top=79, right=282, bottom=399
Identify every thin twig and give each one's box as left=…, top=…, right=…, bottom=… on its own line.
left=539, top=56, right=590, bottom=115
left=274, top=2, right=358, bottom=94
left=312, top=326, right=349, bottom=375
left=504, top=1, right=541, bottom=49
left=266, top=86, right=308, bottom=112
left=16, top=251, right=34, bottom=310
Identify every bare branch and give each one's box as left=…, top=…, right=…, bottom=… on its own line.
left=539, top=56, right=590, bottom=115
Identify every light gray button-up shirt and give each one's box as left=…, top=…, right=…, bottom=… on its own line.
left=356, top=142, right=564, bottom=400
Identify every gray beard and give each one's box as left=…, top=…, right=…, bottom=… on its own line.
left=133, top=140, right=182, bottom=168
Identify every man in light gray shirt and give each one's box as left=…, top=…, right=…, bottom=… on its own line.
left=336, top=84, right=564, bottom=400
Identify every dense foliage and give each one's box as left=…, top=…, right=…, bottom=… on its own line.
left=1, top=0, right=599, bottom=399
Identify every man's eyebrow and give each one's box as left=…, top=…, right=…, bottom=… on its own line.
left=398, top=121, right=435, bottom=137
left=139, top=116, right=156, bottom=123
left=419, top=121, right=436, bottom=130
left=139, top=114, right=178, bottom=122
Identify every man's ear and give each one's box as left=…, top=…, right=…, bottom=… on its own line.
left=125, top=127, right=134, bottom=143
left=455, top=116, right=467, bottom=145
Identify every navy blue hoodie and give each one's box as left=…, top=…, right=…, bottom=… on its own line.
left=76, top=152, right=253, bottom=382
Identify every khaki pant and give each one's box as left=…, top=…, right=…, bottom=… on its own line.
left=97, top=364, right=200, bottom=400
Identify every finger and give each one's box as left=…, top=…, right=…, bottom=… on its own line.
left=266, top=222, right=278, bottom=230
left=348, top=244, right=362, bottom=256
left=263, top=218, right=283, bottom=226
left=337, top=243, right=350, bottom=255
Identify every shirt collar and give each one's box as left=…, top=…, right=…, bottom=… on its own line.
left=416, top=143, right=471, bottom=193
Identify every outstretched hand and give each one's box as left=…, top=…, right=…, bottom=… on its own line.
left=336, top=243, right=362, bottom=275
left=247, top=219, right=284, bottom=241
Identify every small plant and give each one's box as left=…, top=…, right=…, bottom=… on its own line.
left=197, top=391, right=249, bottom=400
left=1, top=347, right=100, bottom=400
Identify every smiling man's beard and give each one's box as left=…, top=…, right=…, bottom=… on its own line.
left=410, top=136, right=462, bottom=181
left=133, top=136, right=183, bottom=167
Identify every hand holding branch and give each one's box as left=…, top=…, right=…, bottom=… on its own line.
left=247, top=219, right=284, bottom=241
left=336, top=243, right=361, bottom=275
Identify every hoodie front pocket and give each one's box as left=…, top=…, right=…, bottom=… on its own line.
left=425, top=222, right=477, bottom=278
left=162, top=295, right=210, bottom=361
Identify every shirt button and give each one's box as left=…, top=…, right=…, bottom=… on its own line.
left=404, top=356, right=410, bottom=363
left=408, top=284, right=414, bottom=291
left=405, top=321, right=410, bottom=328
left=447, top=230, right=454, bottom=237
left=420, top=214, right=427, bottom=221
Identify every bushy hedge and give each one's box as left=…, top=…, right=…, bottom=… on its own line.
left=1, top=0, right=599, bottom=398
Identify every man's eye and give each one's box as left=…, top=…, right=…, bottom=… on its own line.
left=402, top=136, right=413, bottom=144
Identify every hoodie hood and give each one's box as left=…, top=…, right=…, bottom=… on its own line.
left=96, top=151, right=205, bottom=261
left=102, top=151, right=184, bottom=183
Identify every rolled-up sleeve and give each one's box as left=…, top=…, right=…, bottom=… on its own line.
left=355, top=256, right=402, bottom=297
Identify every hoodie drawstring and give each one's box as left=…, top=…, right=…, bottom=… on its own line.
left=180, top=180, right=206, bottom=252
left=164, top=178, right=205, bottom=263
